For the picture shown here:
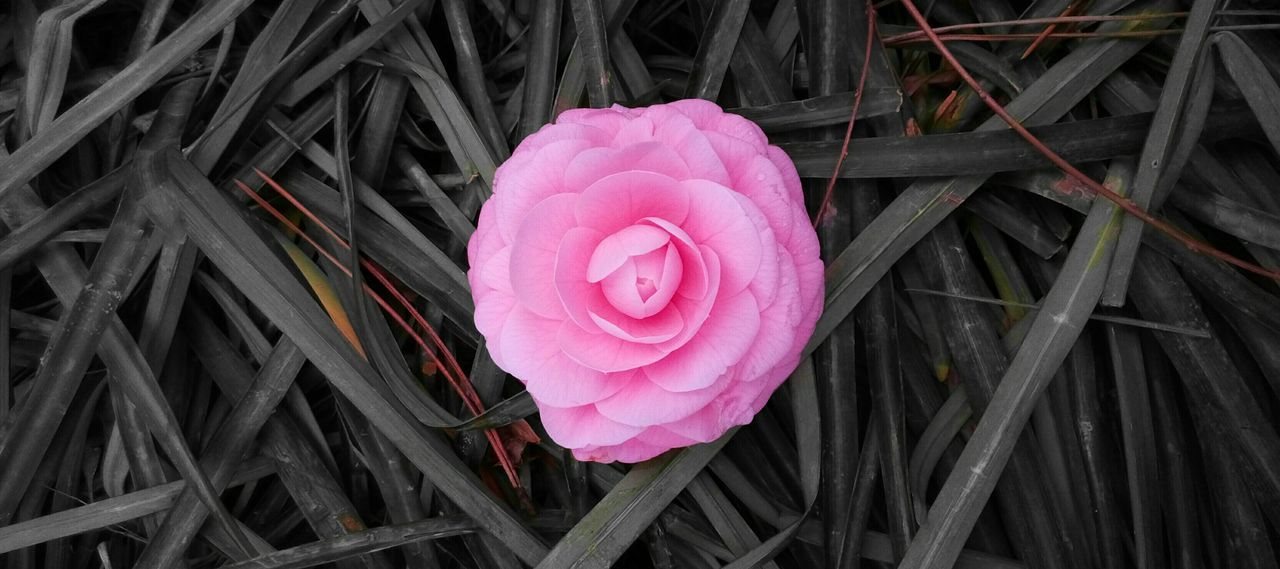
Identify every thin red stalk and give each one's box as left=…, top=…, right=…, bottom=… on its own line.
left=885, top=29, right=1180, bottom=46
left=233, top=178, right=522, bottom=486
left=247, top=172, right=483, bottom=408
left=1021, top=1, right=1080, bottom=59
left=896, top=0, right=1280, bottom=282
left=251, top=171, right=483, bottom=411
left=813, top=0, right=878, bottom=227
left=883, top=11, right=1188, bottom=43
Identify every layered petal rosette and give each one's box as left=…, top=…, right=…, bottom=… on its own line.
left=468, top=99, right=823, bottom=463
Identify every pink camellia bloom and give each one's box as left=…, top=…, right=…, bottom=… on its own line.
left=468, top=99, right=823, bottom=463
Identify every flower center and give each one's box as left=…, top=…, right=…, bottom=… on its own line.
left=635, top=277, right=657, bottom=301
left=587, top=224, right=685, bottom=320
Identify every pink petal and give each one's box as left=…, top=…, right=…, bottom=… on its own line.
left=473, top=293, right=516, bottom=367
left=657, top=245, right=722, bottom=352
left=496, top=139, right=593, bottom=242
left=642, top=218, right=708, bottom=301
left=747, top=251, right=802, bottom=376
left=512, top=122, right=612, bottom=156
left=509, top=194, right=579, bottom=319
left=538, top=402, right=644, bottom=448
left=564, top=142, right=694, bottom=190
left=611, top=115, right=656, bottom=146
left=646, top=107, right=732, bottom=186
left=680, top=179, right=762, bottom=295
left=727, top=154, right=794, bottom=248
left=597, top=244, right=683, bottom=319
left=499, top=305, right=625, bottom=406
left=573, top=439, right=670, bottom=464
left=598, top=258, right=646, bottom=316
left=767, top=145, right=805, bottom=205
left=479, top=246, right=513, bottom=294
left=557, top=319, right=668, bottom=373
left=587, top=224, right=671, bottom=282
left=588, top=302, right=684, bottom=344
left=642, top=290, right=760, bottom=392
left=662, top=99, right=723, bottom=129
left=736, top=194, right=780, bottom=308
left=555, top=107, right=635, bottom=137
left=709, top=111, right=769, bottom=152
left=661, top=406, right=726, bottom=442
left=703, top=131, right=758, bottom=178
left=468, top=202, right=505, bottom=265
left=575, top=171, right=690, bottom=233
left=594, top=367, right=733, bottom=427
left=554, top=227, right=606, bottom=334
left=635, top=426, right=701, bottom=448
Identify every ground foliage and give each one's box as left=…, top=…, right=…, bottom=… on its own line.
left=1, top=0, right=1280, bottom=568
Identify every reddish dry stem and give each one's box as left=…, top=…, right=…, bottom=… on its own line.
left=895, top=0, right=1280, bottom=282
left=235, top=176, right=523, bottom=488
left=883, top=11, right=1187, bottom=44
left=812, top=0, right=879, bottom=228
left=885, top=29, right=1180, bottom=46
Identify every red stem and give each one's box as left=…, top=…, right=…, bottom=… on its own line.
left=896, top=0, right=1280, bottom=282
left=813, top=0, right=878, bottom=227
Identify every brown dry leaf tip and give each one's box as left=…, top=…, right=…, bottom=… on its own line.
left=235, top=173, right=525, bottom=490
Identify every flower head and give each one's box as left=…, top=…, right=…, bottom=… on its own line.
left=468, top=99, right=823, bottom=463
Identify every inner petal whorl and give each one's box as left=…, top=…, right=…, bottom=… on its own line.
left=600, top=242, right=683, bottom=319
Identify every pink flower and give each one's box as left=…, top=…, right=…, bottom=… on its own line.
left=468, top=100, right=823, bottom=463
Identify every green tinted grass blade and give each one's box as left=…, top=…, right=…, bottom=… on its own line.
left=535, top=434, right=732, bottom=569
left=899, top=159, right=1135, bottom=569
left=809, top=6, right=1176, bottom=352
left=140, top=148, right=550, bottom=563
left=1100, top=0, right=1222, bottom=305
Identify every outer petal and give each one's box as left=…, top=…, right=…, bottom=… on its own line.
left=767, top=145, right=806, bottom=205
left=726, top=154, right=794, bottom=247
left=573, top=439, right=670, bottom=463
left=509, top=194, right=579, bottom=319
left=555, top=106, right=635, bottom=137
left=555, top=227, right=607, bottom=334
left=564, top=142, right=694, bottom=190
left=645, top=107, right=732, bottom=186
left=499, top=306, right=625, bottom=406
left=594, top=368, right=733, bottom=427
left=496, top=139, right=593, bottom=242
left=557, top=320, right=668, bottom=373
left=735, top=252, right=800, bottom=382
left=473, top=293, right=516, bottom=368
left=642, top=291, right=760, bottom=392
left=680, top=179, right=762, bottom=295
left=538, top=402, right=643, bottom=448
left=660, top=406, right=725, bottom=443
left=512, top=121, right=611, bottom=157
